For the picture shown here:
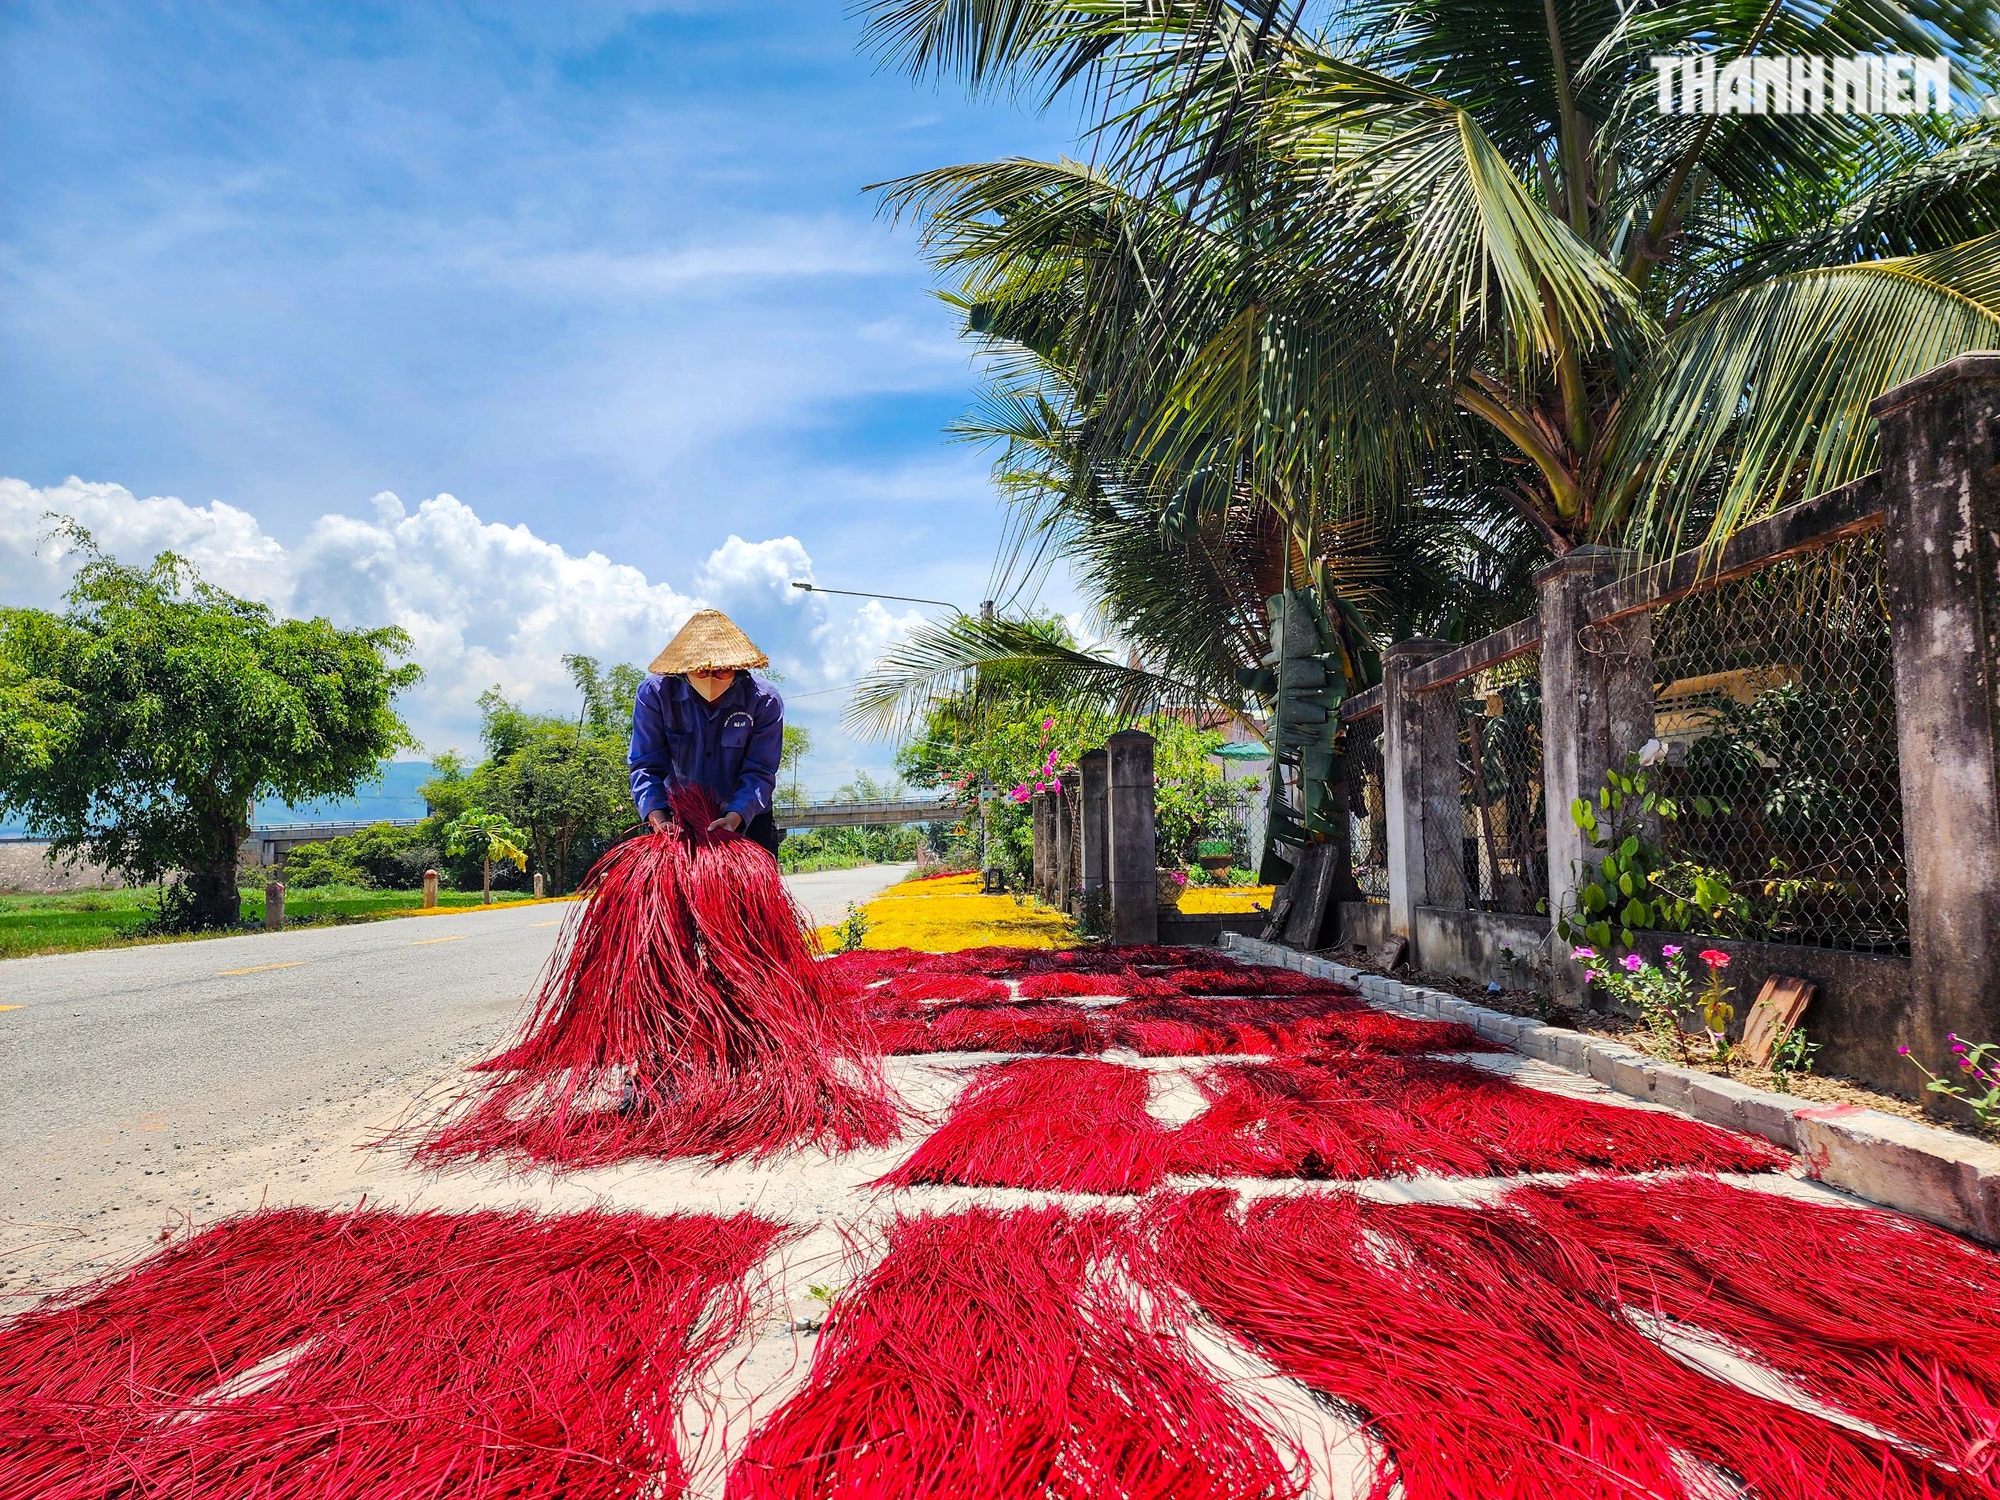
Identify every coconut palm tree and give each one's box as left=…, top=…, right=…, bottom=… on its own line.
left=862, top=0, right=2000, bottom=556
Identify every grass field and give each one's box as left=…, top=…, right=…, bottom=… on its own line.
left=0, top=885, right=540, bottom=960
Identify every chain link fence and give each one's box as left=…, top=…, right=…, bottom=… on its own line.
left=1644, top=533, right=1907, bottom=954
left=1417, top=652, right=1546, bottom=915
left=1343, top=710, right=1389, bottom=902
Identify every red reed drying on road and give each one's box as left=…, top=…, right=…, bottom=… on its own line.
left=726, top=1205, right=1303, bottom=1500
left=1164, top=1056, right=1787, bottom=1178
left=819, top=948, right=929, bottom=984
left=0, top=1206, right=782, bottom=1500
left=1153, top=1189, right=1971, bottom=1500
left=1100, top=994, right=1498, bottom=1059
left=415, top=785, right=900, bottom=1169
left=880, top=973, right=1013, bottom=1004
left=867, top=989, right=1512, bottom=1061
left=1017, top=969, right=1183, bottom=1000
left=1508, top=1176, right=2000, bottom=1486
left=876, top=1057, right=1177, bottom=1194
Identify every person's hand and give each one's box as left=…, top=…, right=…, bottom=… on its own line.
left=646, top=809, right=671, bottom=833
left=708, top=811, right=743, bottom=834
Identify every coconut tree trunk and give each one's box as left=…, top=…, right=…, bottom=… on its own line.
left=482, top=856, right=493, bottom=904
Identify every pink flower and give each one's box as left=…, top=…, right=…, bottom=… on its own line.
left=1008, top=785, right=1032, bottom=803
left=1570, top=946, right=1596, bottom=960
left=1042, top=718, right=1055, bottom=731
left=1661, top=944, right=1681, bottom=958
left=1585, top=969, right=1605, bottom=983
left=1621, top=954, right=1646, bottom=973
left=1699, top=949, right=1730, bottom=968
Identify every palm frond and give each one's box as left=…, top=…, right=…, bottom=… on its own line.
left=844, top=615, right=1235, bottom=740
left=1606, top=231, right=2000, bottom=551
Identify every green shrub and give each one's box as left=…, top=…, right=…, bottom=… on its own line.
left=277, top=821, right=445, bottom=890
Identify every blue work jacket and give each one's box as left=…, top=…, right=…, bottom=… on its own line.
left=629, top=672, right=784, bottom=825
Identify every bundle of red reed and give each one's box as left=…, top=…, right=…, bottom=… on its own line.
left=1508, top=1177, right=2000, bottom=1483
left=1100, top=1000, right=1496, bottom=1059
left=820, top=948, right=928, bottom=985
left=1162, top=968, right=1354, bottom=997
left=923, top=945, right=1058, bottom=976
left=875, top=1057, right=1178, bottom=1193
left=725, top=1205, right=1303, bottom=1500
left=877, top=1001, right=1101, bottom=1056
left=880, top=973, right=1013, bottom=1004
left=0, top=1206, right=782, bottom=1500
left=1114, top=945, right=1240, bottom=968
left=1018, top=969, right=1182, bottom=1000
left=1152, top=1189, right=1967, bottom=1500
left=869, top=991, right=1492, bottom=1061
left=415, top=785, right=900, bottom=1169
left=1165, top=1057, right=1787, bottom=1179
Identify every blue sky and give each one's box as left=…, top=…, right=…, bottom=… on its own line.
left=0, top=1, right=1078, bottom=796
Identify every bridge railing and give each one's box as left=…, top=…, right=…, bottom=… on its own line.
left=773, top=797, right=959, bottom=831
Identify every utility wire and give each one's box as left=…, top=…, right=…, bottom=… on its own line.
left=790, top=582, right=962, bottom=610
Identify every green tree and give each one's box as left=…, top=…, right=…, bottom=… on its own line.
left=563, top=653, right=645, bottom=739
left=0, top=531, right=420, bottom=928
left=779, top=724, right=815, bottom=807
left=478, top=721, right=631, bottom=893
left=445, top=808, right=530, bottom=904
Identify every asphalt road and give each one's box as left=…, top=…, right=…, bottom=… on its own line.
left=0, top=863, right=912, bottom=1241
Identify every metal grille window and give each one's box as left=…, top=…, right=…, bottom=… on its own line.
left=1419, top=653, right=1546, bottom=915
left=1344, top=711, right=1388, bottom=902
left=1644, top=533, right=1906, bottom=953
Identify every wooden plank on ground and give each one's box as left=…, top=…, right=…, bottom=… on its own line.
left=1740, top=975, right=1816, bottom=1067
left=1282, top=842, right=1341, bottom=950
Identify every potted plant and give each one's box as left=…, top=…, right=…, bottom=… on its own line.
left=1195, top=838, right=1235, bottom=875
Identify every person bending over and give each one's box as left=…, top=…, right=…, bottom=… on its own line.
left=628, top=609, right=786, bottom=857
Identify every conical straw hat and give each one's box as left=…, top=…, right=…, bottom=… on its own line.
left=649, top=609, right=770, bottom=674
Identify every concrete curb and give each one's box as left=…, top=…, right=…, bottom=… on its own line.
left=1219, top=932, right=2000, bottom=1244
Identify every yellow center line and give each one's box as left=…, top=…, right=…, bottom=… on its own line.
left=412, top=935, right=465, bottom=946
left=0, top=1005, right=21, bottom=1012
left=530, top=920, right=561, bottom=927
left=217, top=962, right=305, bottom=976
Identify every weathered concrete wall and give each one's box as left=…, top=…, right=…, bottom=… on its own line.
left=1536, top=547, right=1654, bottom=1003
left=1157, top=910, right=1266, bottom=946
left=0, top=842, right=128, bottom=893
left=1333, top=899, right=1390, bottom=952
left=1412, top=906, right=1551, bottom=989
left=1381, top=639, right=1448, bottom=935
left=1617, top=934, right=1915, bottom=1094
left=1874, top=352, right=2000, bottom=1117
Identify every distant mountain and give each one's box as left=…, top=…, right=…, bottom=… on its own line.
left=251, top=761, right=435, bottom=826
left=1, top=761, right=437, bottom=840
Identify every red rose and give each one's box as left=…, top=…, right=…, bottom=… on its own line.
left=1699, top=949, right=1730, bottom=968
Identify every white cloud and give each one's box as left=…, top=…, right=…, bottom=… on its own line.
left=813, top=597, right=928, bottom=683
left=694, top=533, right=814, bottom=607
left=0, top=476, right=919, bottom=763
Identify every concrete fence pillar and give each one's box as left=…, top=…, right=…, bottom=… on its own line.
left=422, top=868, right=439, bottom=909
left=1055, top=769, right=1080, bottom=912
left=1030, top=790, right=1053, bottom=900
left=1382, top=639, right=1450, bottom=944
left=533, top=872, right=546, bottom=899
left=1106, top=729, right=1159, bottom=945
left=1536, top=546, right=1656, bottom=1001
left=1873, top=351, right=2000, bottom=1114
left=1079, top=749, right=1109, bottom=898
left=263, top=879, right=285, bottom=932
